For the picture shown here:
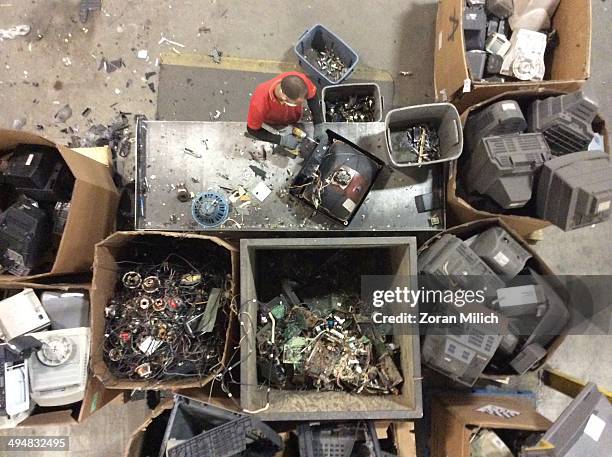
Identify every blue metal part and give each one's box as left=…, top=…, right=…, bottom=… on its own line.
left=191, top=191, right=230, bottom=228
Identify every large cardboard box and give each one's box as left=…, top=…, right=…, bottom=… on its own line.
left=419, top=218, right=566, bottom=380
left=0, top=130, right=119, bottom=281
left=91, top=231, right=238, bottom=390
left=430, top=394, right=551, bottom=457
left=448, top=90, right=609, bottom=239
left=434, top=0, right=592, bottom=112
left=0, top=282, right=120, bottom=428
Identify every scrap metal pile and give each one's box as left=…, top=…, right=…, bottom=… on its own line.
left=256, top=281, right=403, bottom=394
left=325, top=95, right=377, bottom=122
left=388, top=124, right=441, bottom=164
left=103, top=255, right=232, bottom=380
left=312, top=46, right=347, bottom=81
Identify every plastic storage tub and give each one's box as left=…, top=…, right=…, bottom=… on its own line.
left=321, top=83, right=383, bottom=122
left=294, top=24, right=359, bottom=85
left=385, top=103, right=463, bottom=167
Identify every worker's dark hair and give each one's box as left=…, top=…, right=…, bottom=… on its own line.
left=281, top=75, right=308, bottom=100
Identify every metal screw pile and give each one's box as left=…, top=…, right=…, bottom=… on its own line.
left=326, top=95, right=376, bottom=122
left=314, top=46, right=346, bottom=81
left=390, top=124, right=441, bottom=164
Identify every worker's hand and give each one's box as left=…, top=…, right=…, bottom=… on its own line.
left=279, top=134, right=300, bottom=150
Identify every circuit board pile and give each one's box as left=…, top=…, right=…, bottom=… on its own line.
left=325, top=95, right=376, bottom=122
left=103, top=255, right=232, bottom=380
left=256, top=281, right=403, bottom=394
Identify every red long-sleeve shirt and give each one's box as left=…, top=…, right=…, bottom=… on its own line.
left=247, top=71, right=317, bottom=130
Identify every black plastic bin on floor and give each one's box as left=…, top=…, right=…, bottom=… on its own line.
left=160, top=396, right=283, bottom=457
left=294, top=24, right=359, bottom=85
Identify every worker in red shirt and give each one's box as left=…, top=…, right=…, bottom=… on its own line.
left=246, top=71, right=321, bottom=149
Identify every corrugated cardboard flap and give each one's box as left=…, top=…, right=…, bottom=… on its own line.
left=438, top=395, right=551, bottom=431
left=18, top=410, right=76, bottom=428
left=78, top=374, right=123, bottom=422
left=0, top=129, right=55, bottom=149
left=434, top=0, right=468, bottom=101
left=124, top=398, right=174, bottom=457
left=56, top=145, right=117, bottom=193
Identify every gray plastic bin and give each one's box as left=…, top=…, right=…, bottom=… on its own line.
left=385, top=103, right=463, bottom=167
left=321, top=83, right=383, bottom=122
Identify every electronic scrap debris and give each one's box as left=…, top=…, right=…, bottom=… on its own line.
left=290, top=130, right=383, bottom=225
left=325, top=94, right=377, bottom=122
left=460, top=0, right=564, bottom=83
left=418, top=226, right=570, bottom=385
left=460, top=90, right=608, bottom=229
left=255, top=281, right=403, bottom=395
left=103, top=246, right=233, bottom=381
left=0, top=144, right=75, bottom=276
left=388, top=124, right=441, bottom=164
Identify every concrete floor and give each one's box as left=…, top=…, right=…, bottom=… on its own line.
left=0, top=1, right=610, bottom=456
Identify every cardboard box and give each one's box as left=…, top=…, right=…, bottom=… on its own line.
left=0, top=129, right=119, bottom=281
left=124, top=398, right=174, bottom=457
left=381, top=421, right=418, bottom=457
left=430, top=394, right=551, bottom=457
left=447, top=90, right=609, bottom=239
left=434, top=0, right=592, bottom=112
left=0, top=282, right=120, bottom=428
left=419, top=218, right=565, bottom=380
left=91, top=231, right=238, bottom=390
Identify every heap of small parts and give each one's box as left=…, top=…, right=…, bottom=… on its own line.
left=389, top=124, right=440, bottom=164
left=314, top=46, right=346, bottom=81
left=256, top=281, right=403, bottom=394
left=103, top=255, right=232, bottom=380
left=326, top=95, right=376, bottom=122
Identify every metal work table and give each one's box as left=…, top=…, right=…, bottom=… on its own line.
left=135, top=120, right=445, bottom=232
